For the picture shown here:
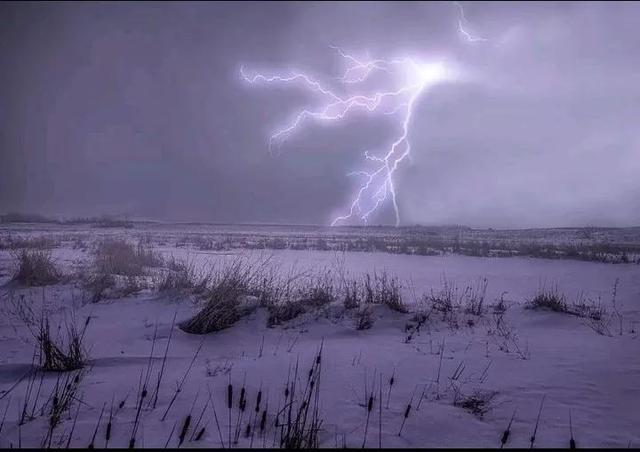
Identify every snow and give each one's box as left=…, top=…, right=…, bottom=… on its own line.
left=0, top=225, right=639, bottom=448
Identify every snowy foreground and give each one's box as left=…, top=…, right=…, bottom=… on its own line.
left=0, top=230, right=639, bottom=448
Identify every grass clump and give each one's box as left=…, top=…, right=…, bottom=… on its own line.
left=362, top=271, right=407, bottom=313
left=525, top=285, right=618, bottom=336
left=180, top=284, right=250, bottom=335
left=453, top=389, right=497, bottom=418
left=278, top=349, right=324, bottom=448
left=93, top=238, right=163, bottom=276
left=37, top=316, right=90, bottom=371
left=11, top=249, right=61, bottom=286
left=463, top=278, right=488, bottom=316
left=266, top=300, right=306, bottom=327
left=84, top=272, right=116, bottom=303
left=179, top=257, right=268, bottom=334
left=298, top=273, right=335, bottom=308
left=339, top=271, right=407, bottom=313
left=12, top=297, right=90, bottom=371
left=525, top=286, right=569, bottom=313
left=157, top=257, right=209, bottom=294
left=354, top=305, right=374, bottom=330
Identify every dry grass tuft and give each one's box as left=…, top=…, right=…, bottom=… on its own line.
left=525, top=286, right=569, bottom=313
left=354, top=305, right=374, bottom=330
left=11, top=249, right=61, bottom=286
left=93, top=238, right=163, bottom=276
left=338, top=271, right=407, bottom=313
left=180, top=293, right=253, bottom=335
left=36, top=316, right=90, bottom=371
left=157, top=257, right=209, bottom=294
left=453, top=389, right=497, bottom=417
left=179, top=257, right=270, bottom=334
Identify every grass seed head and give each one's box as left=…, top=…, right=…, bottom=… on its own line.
left=255, top=391, right=262, bottom=412
left=260, top=410, right=267, bottom=431
left=227, top=384, right=233, bottom=409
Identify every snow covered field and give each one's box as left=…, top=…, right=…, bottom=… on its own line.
left=0, top=224, right=639, bottom=448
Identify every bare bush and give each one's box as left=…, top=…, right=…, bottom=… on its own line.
left=11, top=249, right=61, bottom=286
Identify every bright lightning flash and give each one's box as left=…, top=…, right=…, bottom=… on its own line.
left=241, top=51, right=453, bottom=226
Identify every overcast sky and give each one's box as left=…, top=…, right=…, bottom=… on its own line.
left=1, top=1, right=639, bottom=228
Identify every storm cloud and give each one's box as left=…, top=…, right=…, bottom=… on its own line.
left=1, top=1, right=638, bottom=227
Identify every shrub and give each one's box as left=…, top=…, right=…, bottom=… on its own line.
left=11, top=249, right=61, bottom=286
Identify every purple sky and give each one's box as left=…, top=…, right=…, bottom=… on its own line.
left=1, top=1, right=639, bottom=227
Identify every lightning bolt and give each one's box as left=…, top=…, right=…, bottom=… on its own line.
left=241, top=53, right=449, bottom=226
left=454, top=1, right=488, bottom=42
left=240, top=2, right=484, bottom=227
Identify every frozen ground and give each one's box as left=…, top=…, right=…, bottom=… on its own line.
left=0, top=224, right=639, bottom=448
